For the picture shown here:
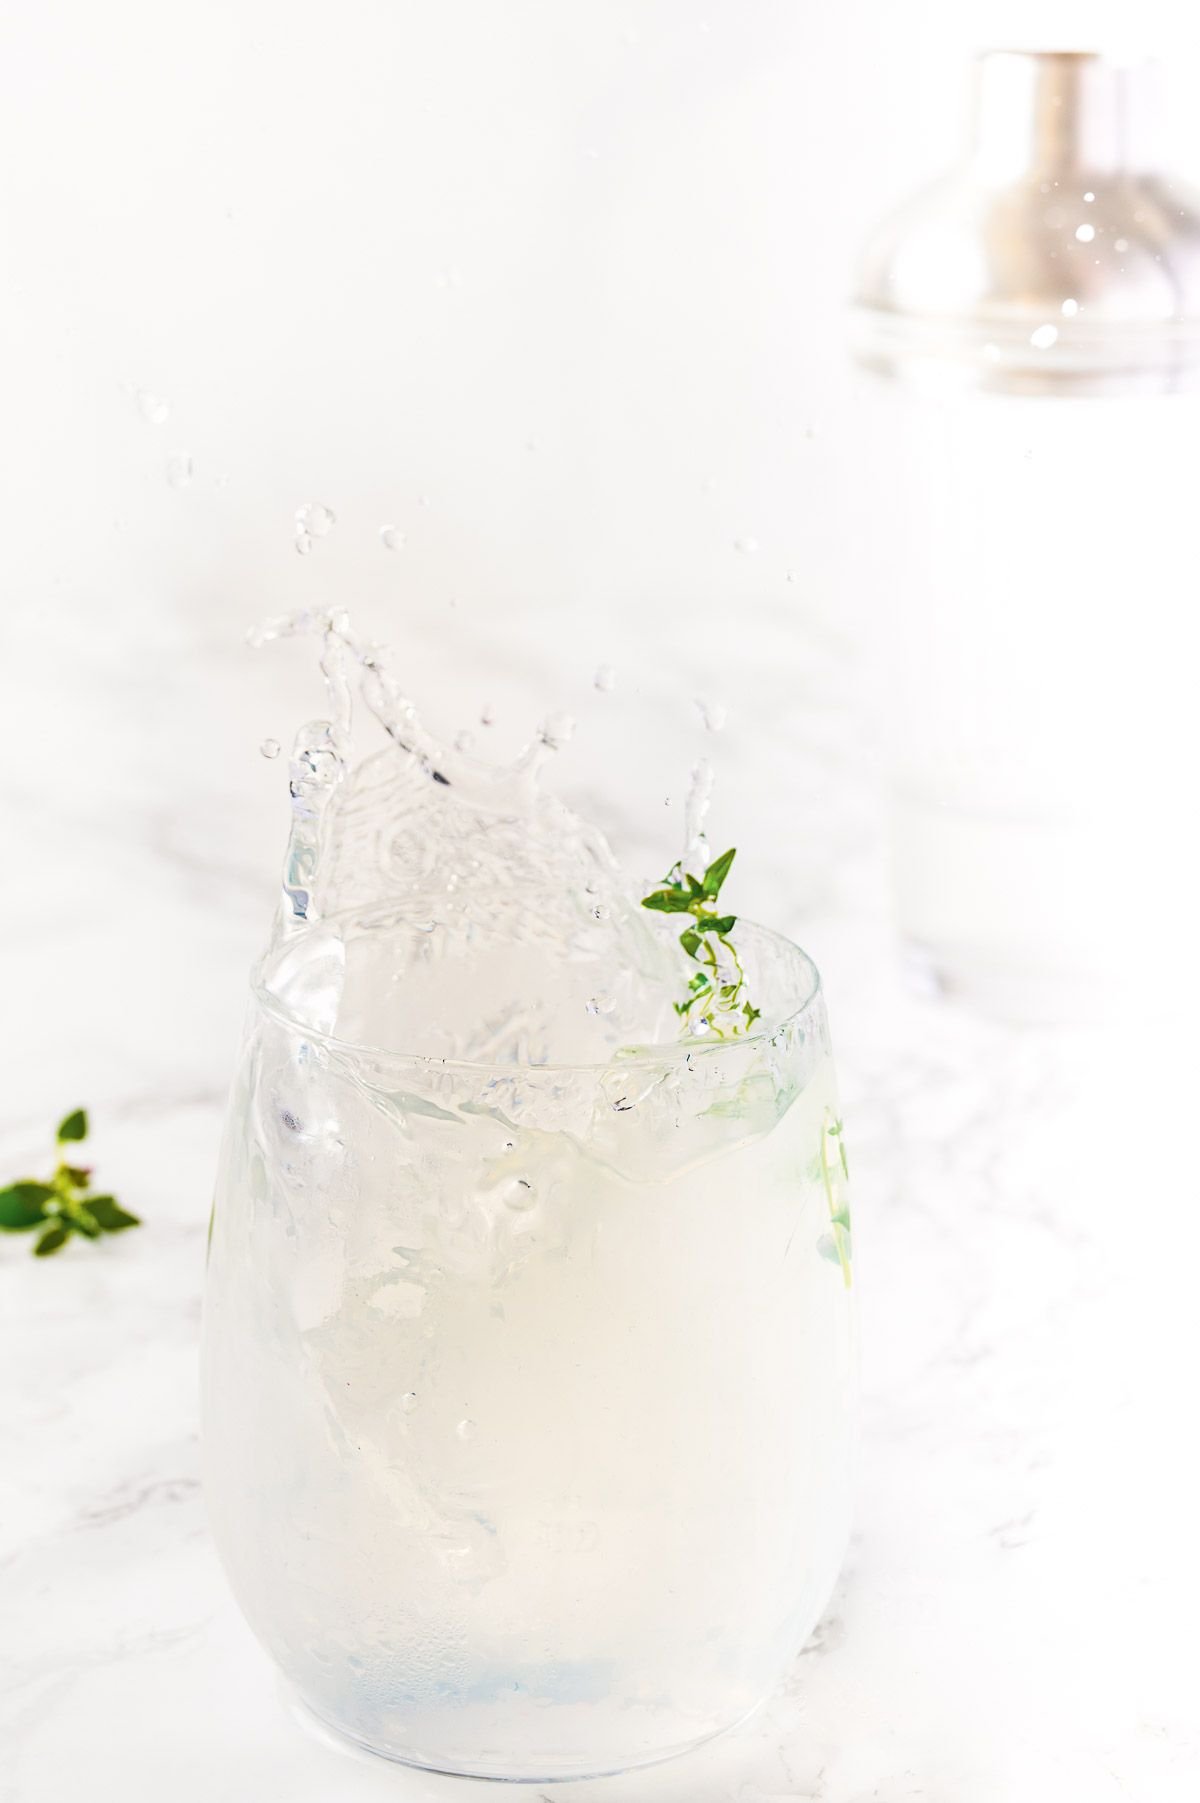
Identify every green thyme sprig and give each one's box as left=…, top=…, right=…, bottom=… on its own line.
left=640, top=846, right=761, bottom=1037
left=817, top=1108, right=852, bottom=1288
left=0, top=1111, right=140, bottom=1257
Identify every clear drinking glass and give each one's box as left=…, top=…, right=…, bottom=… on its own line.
left=201, top=906, right=856, bottom=1782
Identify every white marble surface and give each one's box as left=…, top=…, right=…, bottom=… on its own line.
left=3, top=577, right=1198, bottom=1803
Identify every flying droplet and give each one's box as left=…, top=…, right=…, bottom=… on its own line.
left=538, top=711, right=575, bottom=750
left=294, top=530, right=314, bottom=556
left=1030, top=324, right=1058, bottom=350
left=166, top=453, right=193, bottom=489
left=399, top=1391, right=418, bottom=1415
left=295, top=502, right=336, bottom=538
left=694, top=696, right=728, bottom=732
left=733, top=536, right=759, bottom=554
left=380, top=525, right=405, bottom=551
left=480, top=703, right=495, bottom=726
left=593, top=663, right=616, bottom=692
left=136, top=390, right=169, bottom=425
left=1061, top=298, right=1079, bottom=317
left=1075, top=223, right=1095, bottom=243
left=259, top=738, right=281, bottom=759
left=1083, top=190, right=1095, bottom=203
left=503, top=1178, right=536, bottom=1212
left=456, top=1418, right=477, bottom=1441
left=586, top=994, right=615, bottom=1017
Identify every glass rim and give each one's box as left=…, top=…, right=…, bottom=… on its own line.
left=249, top=906, right=824, bottom=1077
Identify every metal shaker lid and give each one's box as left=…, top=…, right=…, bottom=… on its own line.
left=853, top=51, right=1200, bottom=394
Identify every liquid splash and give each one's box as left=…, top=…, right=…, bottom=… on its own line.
left=249, top=610, right=679, bottom=1064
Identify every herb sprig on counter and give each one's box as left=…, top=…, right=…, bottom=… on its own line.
left=640, top=846, right=761, bottom=1037
left=0, top=1111, right=140, bottom=1257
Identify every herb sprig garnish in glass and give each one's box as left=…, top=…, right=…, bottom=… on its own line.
left=202, top=613, right=856, bottom=1783
left=640, top=846, right=761, bottom=1035
left=0, top=1111, right=139, bottom=1257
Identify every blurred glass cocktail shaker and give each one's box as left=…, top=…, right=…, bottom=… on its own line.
left=853, top=51, right=1200, bottom=1018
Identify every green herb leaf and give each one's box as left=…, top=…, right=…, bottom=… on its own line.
left=65, top=1201, right=101, bottom=1238
left=694, top=913, right=737, bottom=937
left=3, top=1112, right=140, bottom=1258
left=85, top=1196, right=141, bottom=1233
left=0, top=1183, right=56, bottom=1230
left=701, top=848, right=736, bottom=899
left=640, top=843, right=759, bottom=1039
left=640, top=888, right=694, bottom=915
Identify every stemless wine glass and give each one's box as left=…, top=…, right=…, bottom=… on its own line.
left=202, top=907, right=856, bottom=1782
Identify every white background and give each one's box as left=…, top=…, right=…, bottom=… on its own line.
left=6, top=0, right=1200, bottom=1102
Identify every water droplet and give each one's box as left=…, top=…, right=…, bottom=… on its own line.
left=1115, top=237, right=1130, bottom=253
left=399, top=1391, right=419, bottom=1414
left=1083, top=190, right=1095, bottom=203
left=733, top=535, right=759, bottom=554
left=456, top=1418, right=477, bottom=1441
left=380, top=525, right=405, bottom=551
left=503, top=1177, right=536, bottom=1212
left=455, top=729, right=474, bottom=753
left=1061, top=298, right=1079, bottom=317
left=294, top=530, right=314, bottom=556
left=694, top=696, right=728, bottom=732
left=260, top=737, right=281, bottom=759
left=592, top=904, right=608, bottom=922
left=593, top=663, right=616, bottom=692
left=1030, top=324, right=1058, bottom=350
left=136, top=389, right=169, bottom=425
left=538, top=711, right=575, bottom=750
left=480, top=703, right=495, bottom=726
left=166, top=453, right=193, bottom=489
left=1075, top=223, right=1095, bottom=243
left=295, top=501, right=336, bottom=538
left=586, top=994, right=615, bottom=1017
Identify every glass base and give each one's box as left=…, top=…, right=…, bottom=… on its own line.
left=287, top=1684, right=766, bottom=1785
